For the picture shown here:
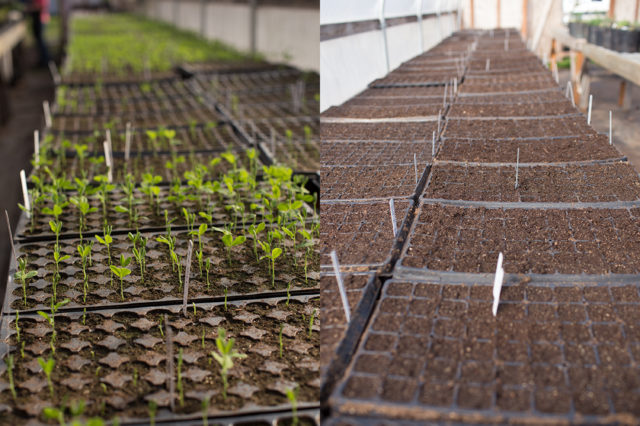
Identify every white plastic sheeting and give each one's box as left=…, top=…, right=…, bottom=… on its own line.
left=320, top=0, right=460, bottom=111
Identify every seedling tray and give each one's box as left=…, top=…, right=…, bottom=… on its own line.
left=321, top=164, right=429, bottom=201
left=320, top=199, right=413, bottom=271
left=59, top=71, right=180, bottom=86
left=357, top=86, right=452, bottom=98
left=322, top=104, right=443, bottom=119
left=330, top=279, right=640, bottom=423
left=398, top=202, right=640, bottom=275
left=443, top=117, right=596, bottom=139
left=423, top=161, right=640, bottom=203
left=448, top=100, right=578, bottom=117
left=458, top=80, right=560, bottom=94
left=320, top=141, right=435, bottom=168
left=0, top=295, right=320, bottom=423
left=454, top=89, right=567, bottom=104
left=5, top=227, right=319, bottom=314
left=49, top=122, right=247, bottom=154
left=438, top=135, right=623, bottom=163
left=321, top=122, right=438, bottom=142
left=320, top=273, right=379, bottom=402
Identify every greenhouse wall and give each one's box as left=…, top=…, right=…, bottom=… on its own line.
left=138, top=0, right=319, bottom=71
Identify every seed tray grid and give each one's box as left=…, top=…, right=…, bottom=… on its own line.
left=0, top=296, right=320, bottom=423
left=447, top=100, right=578, bottom=118
left=458, top=80, right=559, bottom=94
left=320, top=199, right=413, bottom=270
left=5, top=227, right=319, bottom=314
left=322, top=104, right=443, bottom=120
left=321, top=164, right=426, bottom=201
left=321, top=122, right=439, bottom=142
left=332, top=280, right=640, bottom=422
left=320, top=141, right=435, bottom=168
left=399, top=203, right=640, bottom=275
left=443, top=117, right=596, bottom=139
left=356, top=87, right=452, bottom=98
left=422, top=162, right=640, bottom=204
left=438, top=135, right=622, bottom=163
left=196, top=68, right=312, bottom=93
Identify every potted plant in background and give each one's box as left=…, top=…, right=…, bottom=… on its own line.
left=612, top=21, right=640, bottom=52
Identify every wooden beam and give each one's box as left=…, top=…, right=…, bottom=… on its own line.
left=572, top=50, right=585, bottom=108
left=497, top=0, right=501, bottom=28
left=470, top=0, right=474, bottom=28
left=521, top=0, right=528, bottom=39
left=608, top=0, right=616, bottom=19
left=636, top=0, right=640, bottom=22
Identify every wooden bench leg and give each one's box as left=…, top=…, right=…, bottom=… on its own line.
left=619, top=80, right=632, bottom=110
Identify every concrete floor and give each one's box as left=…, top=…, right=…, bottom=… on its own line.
left=0, top=49, right=53, bottom=306
left=559, top=68, right=640, bottom=169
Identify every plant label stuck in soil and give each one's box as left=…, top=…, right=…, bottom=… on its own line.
left=20, top=169, right=30, bottom=218
left=389, top=198, right=398, bottom=237
left=492, top=252, right=504, bottom=317
left=330, top=250, right=351, bottom=323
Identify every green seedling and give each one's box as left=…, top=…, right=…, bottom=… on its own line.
left=94, top=174, right=115, bottom=224
left=14, top=310, right=20, bottom=343
left=53, top=244, right=69, bottom=284
left=202, top=397, right=209, bottom=426
left=303, top=125, right=312, bottom=145
left=148, top=400, right=157, bottom=426
left=248, top=222, right=266, bottom=261
left=189, top=223, right=208, bottom=274
left=157, top=235, right=183, bottom=288
left=182, top=207, right=196, bottom=233
left=42, top=406, right=64, bottom=425
left=259, top=240, right=282, bottom=288
left=38, top=356, right=55, bottom=399
left=77, top=243, right=92, bottom=302
left=213, top=227, right=246, bottom=266
left=49, top=219, right=62, bottom=247
left=285, top=386, right=299, bottom=426
left=95, top=226, right=113, bottom=286
left=110, top=255, right=132, bottom=301
left=128, top=231, right=148, bottom=280
left=286, top=281, right=291, bottom=306
left=212, top=327, right=247, bottom=400
left=177, top=348, right=184, bottom=407
left=7, top=354, right=16, bottom=401
left=37, top=299, right=69, bottom=354
left=140, top=173, right=162, bottom=212
left=308, top=309, right=317, bottom=338
left=15, top=257, right=37, bottom=306
left=298, top=228, right=313, bottom=283
left=133, top=368, right=138, bottom=387
left=69, top=195, right=97, bottom=240
left=279, top=323, right=284, bottom=358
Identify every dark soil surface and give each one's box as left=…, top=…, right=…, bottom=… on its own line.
left=320, top=141, right=433, bottom=167
left=10, top=229, right=319, bottom=311
left=52, top=108, right=223, bottom=133
left=356, top=87, right=450, bottom=98
left=464, top=72, right=555, bottom=84
left=424, top=162, right=640, bottom=203
left=322, top=105, right=442, bottom=119
left=456, top=90, right=567, bottom=104
left=321, top=122, right=438, bottom=142
left=438, top=135, right=621, bottom=163
left=0, top=297, right=319, bottom=423
left=401, top=203, right=640, bottom=274
left=337, top=280, right=640, bottom=421
left=61, top=71, right=177, bottom=85
left=458, top=80, right=559, bottom=93
left=448, top=100, right=577, bottom=117
left=443, top=117, right=596, bottom=139
left=321, top=164, right=423, bottom=200
left=342, top=97, right=443, bottom=107
left=320, top=200, right=411, bottom=267
left=371, top=74, right=456, bottom=87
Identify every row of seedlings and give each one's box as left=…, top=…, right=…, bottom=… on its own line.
left=0, top=14, right=320, bottom=425
left=319, top=32, right=479, bottom=401
left=329, top=28, right=640, bottom=423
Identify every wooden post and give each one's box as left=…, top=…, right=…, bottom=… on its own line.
left=497, top=0, right=501, bottom=28
left=521, top=0, right=528, bottom=39
left=608, top=0, right=616, bottom=19
left=572, top=51, right=585, bottom=108
left=619, top=80, right=632, bottom=109
left=636, top=0, right=640, bottom=22
left=470, top=0, right=474, bottom=28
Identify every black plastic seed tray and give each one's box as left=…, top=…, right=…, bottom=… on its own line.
left=443, top=116, right=596, bottom=140
left=320, top=273, right=379, bottom=402
left=320, top=199, right=413, bottom=272
left=321, top=121, right=439, bottom=143
left=320, top=141, right=435, bottom=168
left=397, top=201, right=640, bottom=276
left=330, top=279, right=640, bottom=423
left=0, top=295, right=319, bottom=423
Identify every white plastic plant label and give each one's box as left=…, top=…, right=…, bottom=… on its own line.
left=330, top=250, right=351, bottom=323
left=492, top=252, right=504, bottom=317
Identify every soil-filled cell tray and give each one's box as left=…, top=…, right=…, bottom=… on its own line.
left=51, top=108, right=224, bottom=133
left=227, top=99, right=319, bottom=121
left=448, top=100, right=577, bottom=117
left=423, top=162, right=640, bottom=203
left=438, top=135, right=621, bottom=163
left=7, top=227, right=319, bottom=312
left=60, top=71, right=178, bottom=85
left=370, top=74, right=457, bottom=87
left=236, top=117, right=319, bottom=173
left=196, top=67, right=315, bottom=93
left=399, top=203, right=640, bottom=275
left=320, top=141, right=434, bottom=168
left=338, top=96, right=445, bottom=107
left=0, top=296, right=320, bottom=423
left=464, top=72, right=555, bottom=84
left=467, top=58, right=545, bottom=72
left=322, top=104, right=442, bottom=119
left=49, top=122, right=247, bottom=153
left=18, top=174, right=312, bottom=239
left=356, top=87, right=451, bottom=98
left=455, top=89, right=568, bottom=104
left=31, top=150, right=259, bottom=186
left=321, top=122, right=438, bottom=142
left=443, top=117, right=595, bottom=139
left=321, top=164, right=425, bottom=201
left=458, top=80, right=559, bottom=94
left=320, top=273, right=376, bottom=382
left=320, top=200, right=412, bottom=268
left=332, top=280, right=640, bottom=423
